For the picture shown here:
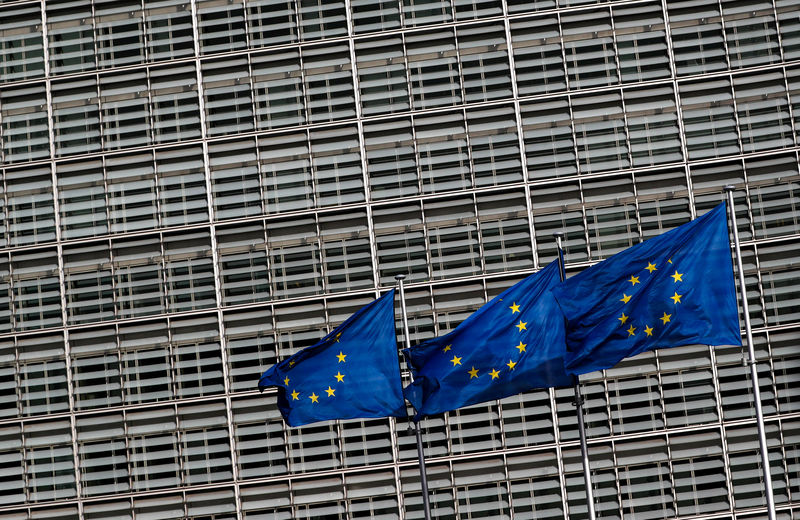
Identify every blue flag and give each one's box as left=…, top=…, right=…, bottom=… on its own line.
left=551, top=202, right=741, bottom=376
left=403, top=262, right=571, bottom=420
left=258, top=290, right=406, bottom=426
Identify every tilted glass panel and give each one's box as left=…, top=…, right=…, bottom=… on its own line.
left=373, top=202, right=429, bottom=284
left=11, top=249, right=62, bottom=331
left=240, top=482, right=292, bottom=517
left=178, top=402, right=232, bottom=484
left=259, top=131, right=314, bottom=213
left=583, top=174, right=638, bottom=259
left=83, top=500, right=133, bottom=520
left=661, top=361, right=718, bottom=427
left=23, top=421, right=75, bottom=502
left=216, top=223, right=270, bottom=306
left=287, top=422, right=342, bottom=474
left=197, top=0, right=247, bottom=55
left=0, top=83, right=50, bottom=163
left=506, top=0, right=556, bottom=13
left=363, top=117, right=419, bottom=199
left=425, top=196, right=481, bottom=279
left=562, top=9, right=618, bottom=89
left=57, top=159, right=108, bottom=240
left=51, top=77, right=101, bottom=158
left=5, top=165, right=56, bottom=247
left=355, top=36, right=410, bottom=116
left=457, top=23, right=512, bottom=103
left=467, top=105, right=522, bottom=188
left=431, top=279, right=483, bottom=334
left=746, top=153, right=800, bottom=239
left=247, top=0, right=299, bottom=47
left=340, top=418, right=394, bottom=467
left=95, top=0, right=145, bottom=69
left=669, top=431, right=729, bottom=515
left=0, top=262, right=11, bottom=332
left=0, top=338, right=15, bottom=417
left=186, top=489, right=237, bottom=518
left=558, top=377, right=610, bottom=439
left=448, top=402, right=503, bottom=455
left=453, top=0, right=502, bottom=20
left=107, top=151, right=158, bottom=233
left=100, top=71, right=152, bottom=151
left=0, top=4, right=45, bottom=83
left=789, top=67, right=800, bottom=142
left=252, top=49, right=306, bottom=130
left=770, top=329, right=800, bottom=413
left=224, top=307, right=276, bottom=392
left=508, top=451, right=564, bottom=520
left=346, top=470, right=400, bottom=517
left=145, top=0, right=195, bottom=62
left=163, top=231, right=216, bottom=312
left=209, top=138, right=262, bottom=220
left=298, top=0, right=347, bottom=40
left=531, top=180, right=587, bottom=264
left=76, top=413, right=129, bottom=496
left=613, top=1, right=670, bottom=83
left=203, top=57, right=255, bottom=137
left=351, top=0, right=401, bottom=33
left=726, top=423, right=787, bottom=508
left=70, top=326, right=121, bottom=409
left=692, top=160, right=748, bottom=237
left=634, top=167, right=691, bottom=239
left=616, top=438, right=675, bottom=519
left=400, top=464, right=455, bottom=518
left=679, top=78, right=741, bottom=160
left=17, top=334, right=68, bottom=417
left=415, top=111, right=471, bottom=193
left=572, top=91, right=630, bottom=174
left=113, top=234, right=166, bottom=318
left=150, top=63, right=202, bottom=143
left=777, top=0, right=800, bottom=59
left=310, top=125, right=365, bottom=207
left=0, top=425, right=24, bottom=504
left=267, top=216, right=322, bottom=299
left=156, top=145, right=209, bottom=226
left=477, top=191, right=533, bottom=273
left=500, top=389, right=555, bottom=448
left=406, top=29, right=462, bottom=109
left=520, top=97, right=577, bottom=180
left=303, top=43, right=356, bottom=123
left=510, top=15, right=566, bottom=96
left=132, top=493, right=184, bottom=519
left=319, top=211, right=373, bottom=292
left=63, top=242, right=115, bottom=325
left=722, top=1, right=781, bottom=69
left=119, top=320, right=173, bottom=405
left=46, top=1, right=96, bottom=75
left=624, top=85, right=682, bottom=167
left=668, top=1, right=728, bottom=75
left=127, top=407, right=180, bottom=491
left=171, top=314, right=224, bottom=398
left=758, top=239, right=800, bottom=326
left=402, top=0, right=452, bottom=27
left=734, top=71, right=793, bottom=154
left=232, top=394, right=286, bottom=479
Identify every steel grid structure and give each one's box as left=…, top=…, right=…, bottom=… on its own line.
left=0, top=0, right=798, bottom=518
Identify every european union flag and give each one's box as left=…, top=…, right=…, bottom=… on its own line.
left=403, top=262, right=571, bottom=420
left=258, top=290, right=406, bottom=426
left=551, top=202, right=741, bottom=376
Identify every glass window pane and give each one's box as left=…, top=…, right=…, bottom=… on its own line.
left=0, top=4, right=45, bottom=83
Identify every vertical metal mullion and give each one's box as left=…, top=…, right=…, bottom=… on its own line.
left=62, top=329, right=83, bottom=516
left=708, top=344, right=738, bottom=517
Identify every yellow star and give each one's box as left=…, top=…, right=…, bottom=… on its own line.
left=670, top=292, right=682, bottom=304
left=509, top=302, right=521, bottom=314
left=309, top=392, right=319, bottom=403
left=451, top=355, right=462, bottom=366
left=334, top=371, right=345, bottom=382
left=618, top=313, right=629, bottom=325
left=627, top=325, right=636, bottom=337
left=442, top=344, right=452, bottom=353
left=291, top=390, right=300, bottom=400
left=515, top=341, right=527, bottom=353
left=620, top=293, right=631, bottom=304
left=668, top=258, right=672, bottom=264
left=334, top=332, right=342, bottom=343
left=506, top=360, right=517, bottom=371
left=336, top=351, right=346, bottom=363
left=628, top=275, right=640, bottom=286
left=644, top=325, right=654, bottom=337
left=660, top=312, right=671, bottom=325
left=516, top=320, right=527, bottom=332
left=325, top=386, right=335, bottom=397
left=646, top=262, right=657, bottom=273
left=289, top=360, right=295, bottom=366
left=489, top=369, right=500, bottom=380
left=283, top=376, right=290, bottom=387
left=671, top=270, right=683, bottom=283
left=468, top=366, right=479, bottom=379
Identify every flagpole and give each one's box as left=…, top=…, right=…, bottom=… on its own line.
left=396, top=274, right=433, bottom=520
left=554, top=232, right=597, bottom=520
left=723, top=186, right=777, bottom=520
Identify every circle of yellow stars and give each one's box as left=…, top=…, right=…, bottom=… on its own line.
left=617, top=259, right=684, bottom=340
left=285, top=332, right=349, bottom=405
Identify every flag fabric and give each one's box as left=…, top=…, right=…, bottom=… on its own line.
left=403, top=261, right=572, bottom=420
left=551, top=201, right=741, bottom=376
left=258, top=290, right=406, bottom=426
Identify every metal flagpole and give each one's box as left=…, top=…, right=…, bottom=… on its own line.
left=395, top=274, right=433, bottom=520
left=723, top=186, right=777, bottom=520
left=554, top=232, right=597, bottom=520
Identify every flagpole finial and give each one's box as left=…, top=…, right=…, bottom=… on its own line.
left=395, top=274, right=406, bottom=281
left=553, top=231, right=565, bottom=239
left=723, top=185, right=736, bottom=192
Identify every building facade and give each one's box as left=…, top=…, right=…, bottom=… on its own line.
left=0, top=0, right=798, bottom=518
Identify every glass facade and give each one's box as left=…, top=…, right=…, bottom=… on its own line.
left=0, top=0, right=798, bottom=518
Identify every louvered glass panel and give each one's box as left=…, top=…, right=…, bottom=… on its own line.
left=562, top=9, right=618, bottom=89
left=179, top=403, right=232, bottom=484
left=355, top=36, right=410, bottom=116
left=145, top=0, right=195, bottom=61
left=113, top=235, right=166, bottom=319
left=508, top=451, right=563, bottom=520
left=247, top=0, right=299, bottom=47
left=319, top=211, right=373, bottom=292
left=76, top=414, right=128, bottom=496
left=70, top=327, right=120, bottom=409
left=613, top=1, right=670, bottom=83
left=416, top=111, right=471, bottom=193
left=52, top=77, right=101, bottom=157
left=511, top=15, right=566, bottom=96
left=670, top=432, right=730, bottom=515
left=252, top=49, right=306, bottom=130
left=520, top=97, right=577, bottom=180
left=232, top=394, right=286, bottom=479
left=726, top=423, right=787, bottom=508
left=680, top=78, right=740, bottom=159
left=18, top=334, right=67, bottom=416
left=759, top=239, right=800, bottom=326
left=747, top=154, right=800, bottom=239
left=778, top=0, right=800, bottom=59
left=0, top=83, right=50, bottom=164
left=364, top=117, right=419, bottom=199
left=197, top=0, right=247, bottom=54
left=477, top=190, right=533, bottom=273
left=100, top=71, right=152, bottom=150
left=531, top=181, right=586, bottom=264
left=573, top=92, right=629, bottom=174
left=156, top=145, right=209, bottom=227
left=5, top=165, right=55, bottom=247
left=299, top=0, right=347, bottom=40
left=0, top=259, right=9, bottom=334
left=259, top=131, right=313, bottom=214
left=95, top=0, right=145, bottom=68
left=407, top=29, right=462, bottom=109
left=303, top=43, right=356, bottom=123
left=616, top=438, right=675, bottom=518
left=310, top=125, right=365, bottom=207
left=468, top=105, right=522, bottom=187
left=267, top=217, right=322, bottom=299
left=224, top=308, right=276, bottom=392
left=120, top=321, right=172, bottom=403
left=11, top=249, right=62, bottom=331
left=722, top=2, right=780, bottom=68
left=584, top=176, right=637, bottom=259
left=172, top=315, right=224, bottom=398
left=63, top=243, right=114, bottom=325
left=209, top=138, right=262, bottom=220
left=0, top=425, right=24, bottom=504
left=216, top=223, right=269, bottom=306
left=24, top=421, right=76, bottom=502
left=46, top=1, right=96, bottom=75
left=107, top=152, right=157, bottom=233
left=402, top=0, right=452, bottom=27
left=203, top=57, right=255, bottom=136
left=734, top=71, right=793, bottom=153
left=163, top=231, right=216, bottom=312
left=624, top=85, right=682, bottom=167
left=424, top=196, right=481, bottom=280
left=351, top=0, right=401, bottom=33
left=373, top=202, right=429, bottom=284
left=457, top=23, right=512, bottom=103
left=0, top=4, right=44, bottom=83
left=57, top=159, right=108, bottom=239
left=127, top=407, right=180, bottom=490
left=668, top=1, right=728, bottom=75
left=150, top=63, right=202, bottom=143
